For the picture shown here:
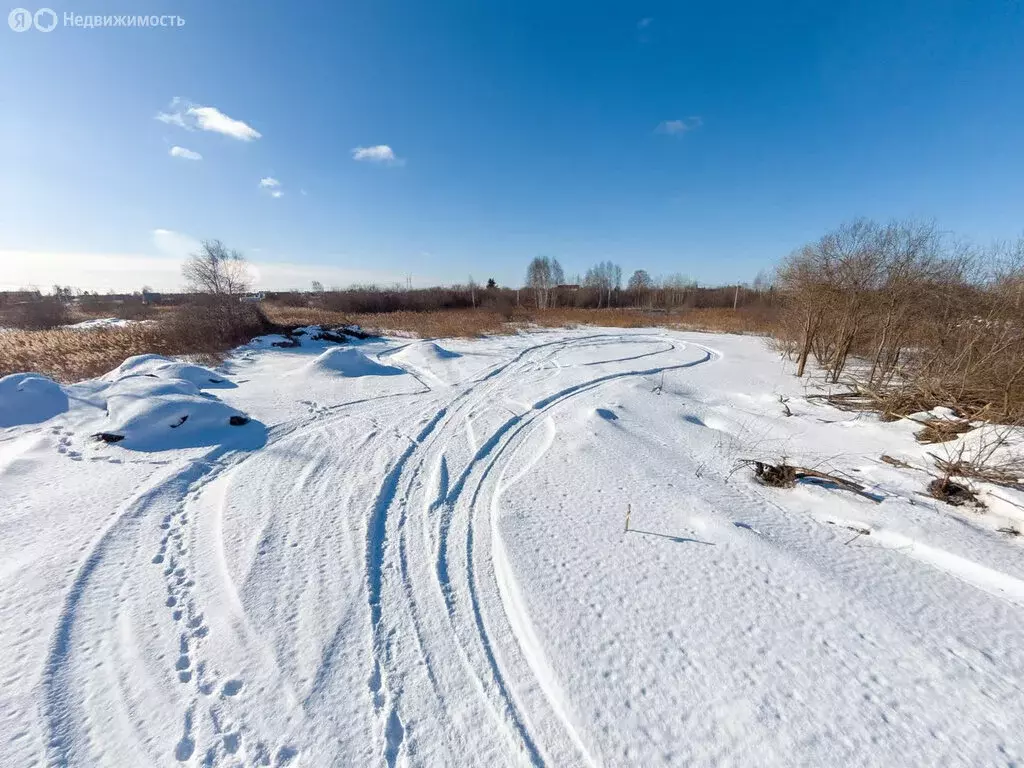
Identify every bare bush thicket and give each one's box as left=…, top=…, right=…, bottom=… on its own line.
left=778, top=219, right=1024, bottom=420
left=0, top=297, right=69, bottom=330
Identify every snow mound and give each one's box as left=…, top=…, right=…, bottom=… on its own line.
left=305, top=348, right=404, bottom=377
left=103, top=354, right=233, bottom=388
left=395, top=341, right=462, bottom=364
left=0, top=373, right=69, bottom=428
left=96, top=376, right=254, bottom=450
left=391, top=341, right=475, bottom=385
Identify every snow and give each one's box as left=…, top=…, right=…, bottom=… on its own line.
left=3, top=328, right=1024, bottom=766
left=104, top=354, right=235, bottom=389
left=0, top=373, right=69, bottom=427
left=97, top=376, right=256, bottom=451
left=64, top=317, right=138, bottom=330
left=387, top=341, right=491, bottom=386
left=303, top=346, right=406, bottom=377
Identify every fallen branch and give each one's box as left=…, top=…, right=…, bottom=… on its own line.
left=739, top=459, right=882, bottom=503
left=880, top=454, right=920, bottom=471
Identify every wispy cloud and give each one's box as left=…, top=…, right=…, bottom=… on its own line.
left=636, top=17, right=654, bottom=43
left=352, top=145, right=404, bottom=166
left=152, top=228, right=201, bottom=260
left=155, top=107, right=188, bottom=129
left=190, top=106, right=261, bottom=141
left=655, top=117, right=703, bottom=135
left=259, top=177, right=284, bottom=198
left=169, top=146, right=202, bottom=161
left=156, top=97, right=262, bottom=141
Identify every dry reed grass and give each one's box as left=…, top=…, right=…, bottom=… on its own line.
left=1, top=304, right=773, bottom=382
left=263, top=304, right=775, bottom=337
left=0, top=304, right=271, bottom=382
left=0, top=325, right=179, bottom=381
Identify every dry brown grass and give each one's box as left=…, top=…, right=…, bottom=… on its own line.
left=2, top=304, right=773, bottom=382
left=261, top=304, right=776, bottom=338
left=512, top=307, right=775, bottom=334
left=0, top=325, right=177, bottom=381
left=260, top=304, right=350, bottom=327
left=349, top=310, right=511, bottom=338
left=0, top=304, right=272, bottom=382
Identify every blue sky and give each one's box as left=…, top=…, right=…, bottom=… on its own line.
left=1, top=0, right=1022, bottom=291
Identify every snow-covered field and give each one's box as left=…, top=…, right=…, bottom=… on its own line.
left=2, top=328, right=1024, bottom=767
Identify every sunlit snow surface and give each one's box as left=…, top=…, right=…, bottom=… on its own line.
left=3, top=328, right=1024, bottom=766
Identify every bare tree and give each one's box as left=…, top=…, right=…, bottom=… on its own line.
left=183, top=240, right=251, bottom=297
left=550, top=258, right=566, bottom=307
left=551, top=259, right=565, bottom=286
left=777, top=244, right=831, bottom=377
left=527, top=256, right=553, bottom=309
left=584, top=261, right=622, bottom=308
left=627, top=269, right=653, bottom=307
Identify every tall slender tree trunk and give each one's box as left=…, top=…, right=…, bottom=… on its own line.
left=796, top=313, right=813, bottom=377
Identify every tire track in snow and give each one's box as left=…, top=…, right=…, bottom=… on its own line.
left=444, top=337, right=719, bottom=766
left=362, top=341, right=568, bottom=764
left=362, top=334, right=612, bottom=764
left=395, top=334, right=715, bottom=765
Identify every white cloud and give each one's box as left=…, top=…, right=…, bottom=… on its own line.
left=655, top=117, right=703, bottom=135
left=188, top=106, right=261, bottom=141
left=259, top=177, right=284, bottom=198
left=155, top=98, right=261, bottom=141
left=352, top=145, right=404, bottom=166
left=169, top=146, right=202, bottom=161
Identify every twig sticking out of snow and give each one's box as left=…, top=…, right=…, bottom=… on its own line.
left=779, top=394, right=792, bottom=417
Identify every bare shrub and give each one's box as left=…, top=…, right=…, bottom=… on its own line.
left=159, top=301, right=274, bottom=353
left=0, top=298, right=69, bottom=330
left=779, top=220, right=1024, bottom=421
left=929, top=424, right=1024, bottom=488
